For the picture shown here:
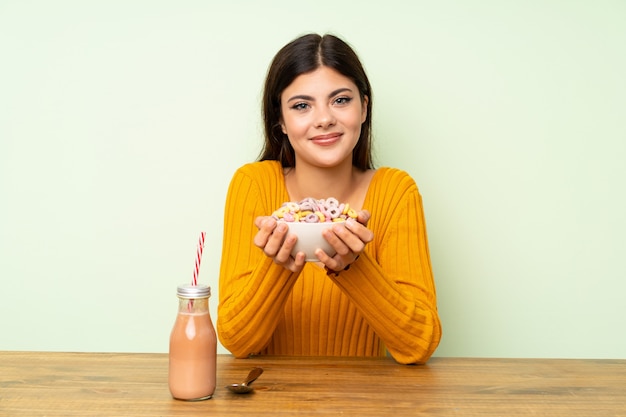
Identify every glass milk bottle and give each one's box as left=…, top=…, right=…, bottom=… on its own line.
left=168, top=284, right=217, bottom=401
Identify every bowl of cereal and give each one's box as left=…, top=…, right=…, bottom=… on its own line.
left=283, top=221, right=336, bottom=261
left=272, top=197, right=357, bottom=262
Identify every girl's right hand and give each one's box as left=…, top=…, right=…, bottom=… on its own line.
left=254, top=216, right=306, bottom=272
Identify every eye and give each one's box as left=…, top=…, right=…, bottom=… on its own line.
left=334, top=96, right=353, bottom=105
left=290, top=102, right=310, bottom=111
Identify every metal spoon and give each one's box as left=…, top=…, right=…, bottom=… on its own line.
left=227, top=367, right=264, bottom=394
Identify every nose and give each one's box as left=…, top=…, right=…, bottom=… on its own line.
left=315, top=106, right=336, bottom=128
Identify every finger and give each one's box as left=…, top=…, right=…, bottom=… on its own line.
left=322, top=224, right=353, bottom=257
left=254, top=216, right=268, bottom=229
left=253, top=217, right=277, bottom=248
left=263, top=221, right=290, bottom=257
left=292, top=252, right=306, bottom=270
left=357, top=210, right=371, bottom=226
left=344, top=218, right=374, bottom=244
left=331, top=220, right=369, bottom=254
left=276, top=247, right=306, bottom=273
left=273, top=229, right=297, bottom=262
left=314, top=248, right=340, bottom=269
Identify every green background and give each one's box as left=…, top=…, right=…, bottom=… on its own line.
left=1, top=0, right=624, bottom=358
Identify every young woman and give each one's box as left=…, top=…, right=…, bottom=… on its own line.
left=217, top=33, right=441, bottom=364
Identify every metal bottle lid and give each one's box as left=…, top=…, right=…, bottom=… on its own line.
left=176, top=284, right=211, bottom=299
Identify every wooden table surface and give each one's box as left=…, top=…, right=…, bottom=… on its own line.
left=1, top=351, right=624, bottom=416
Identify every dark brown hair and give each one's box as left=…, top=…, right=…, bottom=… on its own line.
left=258, top=33, right=374, bottom=170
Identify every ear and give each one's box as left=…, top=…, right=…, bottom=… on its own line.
left=361, top=95, right=369, bottom=123
left=280, top=118, right=287, bottom=134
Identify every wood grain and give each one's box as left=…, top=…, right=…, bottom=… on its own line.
left=1, top=352, right=624, bottom=416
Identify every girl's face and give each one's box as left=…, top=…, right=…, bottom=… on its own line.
left=279, top=66, right=368, bottom=169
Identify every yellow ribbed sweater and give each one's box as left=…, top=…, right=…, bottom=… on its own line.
left=217, top=161, right=441, bottom=364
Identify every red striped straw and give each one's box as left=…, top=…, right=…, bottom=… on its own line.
left=188, top=231, right=206, bottom=311
left=192, top=231, right=206, bottom=286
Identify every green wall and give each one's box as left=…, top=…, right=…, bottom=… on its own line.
left=1, top=0, right=625, bottom=358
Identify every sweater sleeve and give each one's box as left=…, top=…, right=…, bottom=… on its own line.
left=329, top=168, right=442, bottom=364
left=216, top=163, right=301, bottom=357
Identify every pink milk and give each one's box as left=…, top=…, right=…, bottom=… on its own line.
left=168, top=285, right=216, bottom=401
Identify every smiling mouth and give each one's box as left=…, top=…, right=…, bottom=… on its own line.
left=310, top=133, right=342, bottom=144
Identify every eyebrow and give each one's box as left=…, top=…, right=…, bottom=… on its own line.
left=286, top=87, right=354, bottom=103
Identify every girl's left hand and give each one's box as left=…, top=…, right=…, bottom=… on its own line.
left=316, top=210, right=374, bottom=273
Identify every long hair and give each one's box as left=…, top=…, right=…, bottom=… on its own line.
left=258, top=33, right=373, bottom=170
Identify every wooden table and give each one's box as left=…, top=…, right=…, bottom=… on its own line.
left=1, top=351, right=624, bottom=416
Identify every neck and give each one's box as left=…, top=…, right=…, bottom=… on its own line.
left=285, top=161, right=359, bottom=203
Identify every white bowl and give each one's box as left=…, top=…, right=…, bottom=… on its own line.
left=284, top=221, right=338, bottom=262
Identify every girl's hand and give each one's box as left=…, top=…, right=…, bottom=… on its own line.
left=254, top=216, right=306, bottom=272
left=316, top=210, right=374, bottom=274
